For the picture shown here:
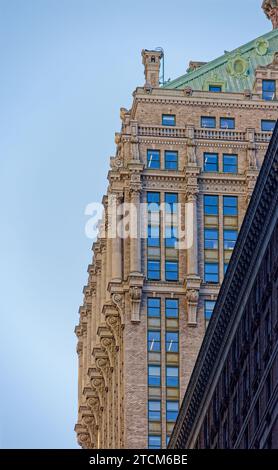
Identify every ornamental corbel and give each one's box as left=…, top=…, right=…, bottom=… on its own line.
left=111, top=293, right=125, bottom=323
left=95, top=357, right=111, bottom=391
left=87, top=394, right=101, bottom=428
left=89, top=371, right=105, bottom=409
left=186, top=289, right=199, bottom=326
left=75, top=424, right=92, bottom=449
left=106, top=313, right=122, bottom=349
left=100, top=336, right=116, bottom=368
left=129, top=285, right=142, bottom=323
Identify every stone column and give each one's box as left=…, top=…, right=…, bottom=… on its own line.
left=111, top=194, right=123, bottom=282
left=100, top=242, right=107, bottom=323
left=130, top=187, right=141, bottom=274
left=187, top=192, right=199, bottom=276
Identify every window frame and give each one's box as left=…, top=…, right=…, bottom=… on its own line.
left=162, top=114, right=176, bottom=127
left=147, top=149, right=161, bottom=169
left=204, top=152, right=219, bottom=172
left=201, top=116, right=216, bottom=129
left=220, top=117, right=235, bottom=129
left=223, top=154, right=238, bottom=174
left=165, top=150, right=178, bottom=171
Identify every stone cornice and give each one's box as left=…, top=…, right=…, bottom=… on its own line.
left=169, top=123, right=278, bottom=448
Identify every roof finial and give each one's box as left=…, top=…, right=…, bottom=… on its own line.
left=262, top=0, right=278, bottom=29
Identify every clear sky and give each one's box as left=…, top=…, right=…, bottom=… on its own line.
left=0, top=0, right=270, bottom=449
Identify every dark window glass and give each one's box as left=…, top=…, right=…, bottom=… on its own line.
left=205, top=228, right=219, bottom=250
left=223, top=154, right=238, bottom=173
left=147, top=298, right=161, bottom=318
left=165, top=299, right=179, bottom=318
left=162, top=114, right=176, bottom=126
left=261, top=120, right=276, bottom=132
left=262, top=80, right=276, bottom=101
left=165, top=151, right=178, bottom=170
left=166, top=332, right=179, bottom=352
left=204, top=153, right=218, bottom=172
left=148, top=400, right=161, bottom=421
left=205, top=263, right=219, bottom=283
left=204, top=195, right=219, bottom=215
left=220, top=117, right=235, bottom=129
left=166, top=401, right=179, bottom=422
left=209, top=85, right=222, bottom=92
left=205, top=300, right=216, bottom=321
left=223, top=196, right=238, bottom=216
left=148, top=435, right=161, bottom=449
left=166, top=366, right=179, bottom=387
left=148, top=331, right=161, bottom=352
left=148, top=366, right=161, bottom=387
left=147, top=150, right=160, bottom=169
left=147, top=260, right=161, bottom=280
left=201, top=116, right=216, bottom=128
left=165, top=261, right=179, bottom=282
left=224, top=229, right=238, bottom=250
left=147, top=192, right=160, bottom=213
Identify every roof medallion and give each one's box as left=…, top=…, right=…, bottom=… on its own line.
left=226, top=52, right=249, bottom=77
left=255, top=37, right=269, bottom=56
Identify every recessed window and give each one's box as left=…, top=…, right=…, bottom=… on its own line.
left=204, top=153, right=219, bottom=172
left=205, top=300, right=216, bottom=321
left=148, top=435, right=161, bottom=449
left=261, top=120, right=276, bottom=132
left=204, top=195, right=219, bottom=216
left=148, top=365, right=161, bottom=387
left=220, top=117, right=235, bottom=129
left=162, top=114, right=176, bottom=126
left=165, top=226, right=178, bottom=248
left=148, top=331, right=161, bottom=352
left=147, top=298, right=161, bottom=318
left=201, top=116, right=216, bottom=128
left=209, top=85, right=222, bottom=92
left=148, top=400, right=161, bottom=421
left=148, top=225, right=160, bottom=247
left=204, top=229, right=219, bottom=250
left=205, top=263, right=219, bottom=283
left=223, top=154, right=238, bottom=173
left=147, top=150, right=160, bottom=169
left=165, top=193, right=178, bottom=213
left=147, top=260, right=161, bottom=281
left=223, top=196, right=238, bottom=216
left=166, top=366, right=179, bottom=387
left=166, top=401, right=179, bottom=422
left=165, top=299, right=179, bottom=318
left=224, top=230, right=238, bottom=250
left=165, top=261, right=179, bottom=282
left=262, top=80, right=276, bottom=101
left=166, top=332, right=179, bottom=352
left=165, top=151, right=178, bottom=170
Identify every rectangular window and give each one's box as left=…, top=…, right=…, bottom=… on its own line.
left=209, top=85, right=222, bottom=92
left=201, top=116, right=216, bottom=128
left=165, top=261, right=179, bottom=282
left=166, top=401, right=179, bottom=422
left=204, top=153, right=219, bottom=172
left=205, top=263, right=219, bottom=283
left=147, top=149, right=160, bottom=169
left=165, top=193, right=178, bottom=213
left=204, top=195, right=219, bottom=215
left=148, top=225, right=160, bottom=247
left=165, top=299, right=179, bottom=318
left=261, top=120, right=276, bottom=132
left=148, top=400, right=161, bottom=421
left=166, top=332, right=179, bottom=352
left=148, top=366, right=161, bottom=387
left=148, top=435, right=161, bottom=449
left=162, top=114, right=176, bottom=126
left=223, top=154, right=238, bottom=173
left=147, top=192, right=160, bottom=209
left=205, top=300, right=216, bottom=321
left=204, top=228, right=219, bottom=250
left=165, top=151, right=178, bottom=171
left=223, top=196, right=238, bottom=216
left=224, top=229, right=238, bottom=250
left=147, top=298, right=161, bottom=318
left=262, top=80, right=276, bottom=101
left=148, top=331, right=161, bottom=352
left=165, top=226, right=178, bottom=248
left=220, top=117, right=235, bottom=129
left=166, top=366, right=179, bottom=387
left=147, top=260, right=161, bottom=281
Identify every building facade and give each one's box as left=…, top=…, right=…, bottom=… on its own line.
left=75, top=3, right=278, bottom=449
left=168, top=121, right=278, bottom=450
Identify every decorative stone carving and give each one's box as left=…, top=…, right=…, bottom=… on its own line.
left=95, top=357, right=111, bottom=390
left=75, top=424, right=92, bottom=449
left=110, top=155, right=123, bottom=170
left=100, top=336, right=116, bottom=368
left=226, top=53, right=249, bottom=77
left=129, top=285, right=142, bottom=323
left=255, top=38, right=269, bottom=56
left=262, top=0, right=278, bottom=29
left=185, top=276, right=201, bottom=326
left=106, top=313, right=122, bottom=348
left=111, top=293, right=124, bottom=322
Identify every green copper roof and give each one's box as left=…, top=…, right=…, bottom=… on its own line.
left=163, top=29, right=278, bottom=92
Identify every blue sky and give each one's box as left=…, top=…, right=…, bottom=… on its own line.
left=0, top=0, right=270, bottom=449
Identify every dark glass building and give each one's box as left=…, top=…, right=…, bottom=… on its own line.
left=169, top=123, right=278, bottom=449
